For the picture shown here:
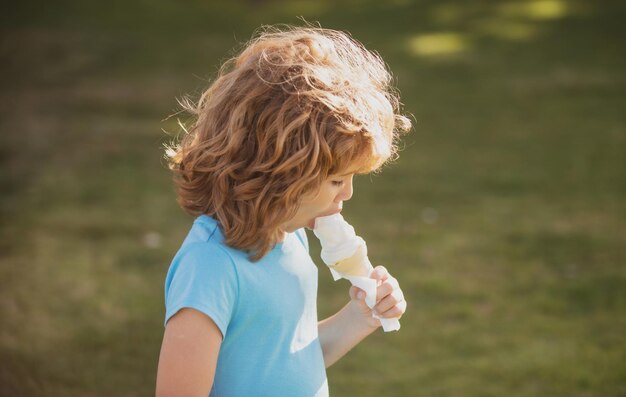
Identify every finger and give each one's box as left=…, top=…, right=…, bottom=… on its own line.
left=375, top=288, right=404, bottom=313
left=370, top=265, right=389, bottom=282
left=374, top=275, right=400, bottom=302
left=375, top=281, right=394, bottom=303
left=377, top=298, right=407, bottom=319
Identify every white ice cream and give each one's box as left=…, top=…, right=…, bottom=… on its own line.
left=313, top=213, right=401, bottom=332
left=313, top=214, right=372, bottom=277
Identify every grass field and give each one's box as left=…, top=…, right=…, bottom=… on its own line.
left=1, top=1, right=625, bottom=396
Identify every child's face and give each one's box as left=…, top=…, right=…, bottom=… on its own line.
left=282, top=172, right=355, bottom=232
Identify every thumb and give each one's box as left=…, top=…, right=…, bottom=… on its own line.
left=349, top=286, right=366, bottom=301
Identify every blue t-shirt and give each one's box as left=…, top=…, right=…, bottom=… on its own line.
left=164, top=215, right=329, bottom=397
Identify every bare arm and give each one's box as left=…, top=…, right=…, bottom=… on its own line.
left=155, top=308, right=222, bottom=397
left=318, top=296, right=378, bottom=368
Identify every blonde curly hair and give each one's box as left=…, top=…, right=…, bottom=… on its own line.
left=165, top=23, right=412, bottom=261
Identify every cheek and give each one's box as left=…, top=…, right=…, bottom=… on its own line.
left=301, top=184, right=339, bottom=213
left=317, top=189, right=337, bottom=206
left=298, top=199, right=322, bottom=215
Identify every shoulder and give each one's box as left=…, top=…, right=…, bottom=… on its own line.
left=170, top=241, right=238, bottom=282
left=176, top=215, right=234, bottom=267
left=164, top=241, right=241, bottom=331
left=180, top=240, right=233, bottom=263
left=183, top=214, right=224, bottom=245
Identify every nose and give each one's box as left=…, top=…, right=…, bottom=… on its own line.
left=336, top=176, right=353, bottom=202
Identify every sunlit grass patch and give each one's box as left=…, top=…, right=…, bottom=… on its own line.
left=407, top=32, right=469, bottom=57
left=497, top=0, right=569, bottom=21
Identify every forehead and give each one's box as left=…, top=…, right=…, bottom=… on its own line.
left=319, top=145, right=376, bottom=182
left=330, top=150, right=377, bottom=177
left=329, top=167, right=364, bottom=178
left=333, top=171, right=354, bottom=177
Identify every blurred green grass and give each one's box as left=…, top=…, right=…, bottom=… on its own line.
left=1, top=0, right=625, bottom=396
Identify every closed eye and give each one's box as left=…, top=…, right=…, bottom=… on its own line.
left=331, top=180, right=344, bottom=187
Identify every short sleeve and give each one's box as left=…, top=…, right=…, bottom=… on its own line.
left=164, top=242, right=239, bottom=337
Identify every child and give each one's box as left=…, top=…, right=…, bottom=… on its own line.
left=156, top=23, right=411, bottom=397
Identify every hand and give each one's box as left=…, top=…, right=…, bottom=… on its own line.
left=348, top=265, right=407, bottom=329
